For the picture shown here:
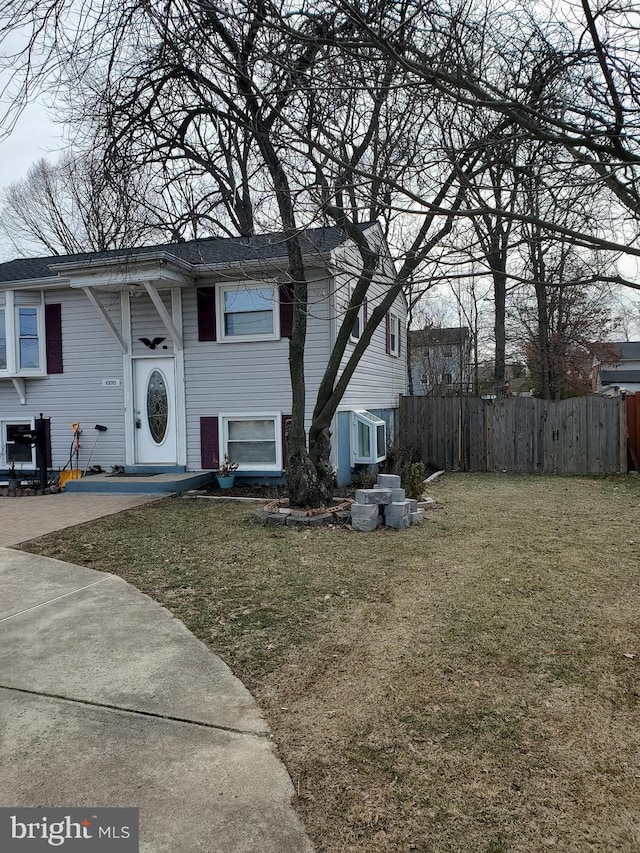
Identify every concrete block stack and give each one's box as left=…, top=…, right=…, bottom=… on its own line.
left=351, top=474, right=425, bottom=531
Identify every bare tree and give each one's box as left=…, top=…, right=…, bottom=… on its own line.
left=0, top=150, right=218, bottom=255
left=3, top=0, right=639, bottom=503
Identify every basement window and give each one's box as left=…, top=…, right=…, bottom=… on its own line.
left=351, top=411, right=387, bottom=465
left=2, top=421, right=35, bottom=470
left=220, top=413, right=282, bottom=471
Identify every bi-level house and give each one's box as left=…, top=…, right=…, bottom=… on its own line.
left=592, top=341, right=640, bottom=396
left=408, top=326, right=471, bottom=396
left=0, top=223, right=406, bottom=490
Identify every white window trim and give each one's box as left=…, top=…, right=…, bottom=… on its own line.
left=216, top=281, right=280, bottom=343
left=219, top=412, right=283, bottom=472
left=389, top=311, right=400, bottom=357
left=351, top=410, right=387, bottom=465
left=0, top=291, right=47, bottom=377
left=346, top=282, right=365, bottom=343
left=1, top=418, right=36, bottom=472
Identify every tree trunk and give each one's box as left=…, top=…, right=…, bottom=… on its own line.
left=491, top=248, right=507, bottom=396
left=533, top=238, right=552, bottom=400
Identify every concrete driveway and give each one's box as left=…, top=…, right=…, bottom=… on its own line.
left=0, top=548, right=313, bottom=852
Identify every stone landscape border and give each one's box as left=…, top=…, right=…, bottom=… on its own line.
left=1, top=486, right=60, bottom=497
left=257, top=498, right=354, bottom=527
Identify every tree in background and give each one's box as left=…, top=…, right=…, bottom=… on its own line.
left=2, top=0, right=640, bottom=500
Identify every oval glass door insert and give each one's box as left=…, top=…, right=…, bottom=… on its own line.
left=147, top=369, right=168, bottom=444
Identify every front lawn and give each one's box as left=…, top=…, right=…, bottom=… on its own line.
left=22, top=475, right=640, bottom=852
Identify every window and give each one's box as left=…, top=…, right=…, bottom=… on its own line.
left=2, top=421, right=35, bottom=470
left=351, top=411, right=387, bottom=465
left=348, top=284, right=366, bottom=342
left=387, top=312, right=400, bottom=357
left=443, top=348, right=453, bottom=358
left=221, top=414, right=282, bottom=471
left=18, top=308, right=39, bottom=369
left=0, top=292, right=45, bottom=375
left=218, top=282, right=278, bottom=341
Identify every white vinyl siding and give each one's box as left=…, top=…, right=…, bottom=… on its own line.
left=130, top=290, right=174, bottom=356
left=332, top=227, right=407, bottom=412
left=0, top=288, right=126, bottom=471
left=183, top=275, right=331, bottom=471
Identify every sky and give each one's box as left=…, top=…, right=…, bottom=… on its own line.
left=0, top=99, right=66, bottom=261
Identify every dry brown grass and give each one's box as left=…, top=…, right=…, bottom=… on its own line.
left=21, top=474, right=640, bottom=852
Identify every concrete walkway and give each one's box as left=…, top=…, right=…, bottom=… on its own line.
left=0, top=493, right=164, bottom=547
left=0, top=548, right=313, bottom=852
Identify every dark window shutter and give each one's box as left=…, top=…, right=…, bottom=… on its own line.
left=385, top=313, right=391, bottom=355
left=398, top=317, right=401, bottom=356
left=200, top=417, right=219, bottom=469
left=197, top=288, right=216, bottom=341
left=279, top=283, right=294, bottom=338
left=281, top=414, right=292, bottom=471
left=45, top=304, right=63, bottom=374
left=44, top=417, right=52, bottom=469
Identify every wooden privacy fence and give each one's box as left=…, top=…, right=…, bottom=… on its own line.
left=626, top=393, right=640, bottom=471
left=400, top=395, right=627, bottom=475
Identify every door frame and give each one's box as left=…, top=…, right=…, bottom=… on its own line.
left=122, top=289, right=187, bottom=467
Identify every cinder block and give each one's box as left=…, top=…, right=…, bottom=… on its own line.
left=391, top=488, right=406, bottom=502
left=385, top=515, right=410, bottom=530
left=384, top=500, right=411, bottom=519
left=408, top=499, right=418, bottom=513
left=257, top=511, right=288, bottom=526
left=308, top=512, right=335, bottom=527
left=351, top=503, right=380, bottom=522
left=377, top=474, right=402, bottom=489
left=409, top=510, right=425, bottom=525
left=285, top=514, right=310, bottom=527
left=355, top=488, right=392, bottom=505
left=352, top=513, right=379, bottom=532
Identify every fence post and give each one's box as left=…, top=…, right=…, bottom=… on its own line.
left=485, top=399, right=494, bottom=472
left=620, top=395, right=629, bottom=474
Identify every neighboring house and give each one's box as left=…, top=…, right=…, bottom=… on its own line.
left=592, top=341, right=640, bottom=395
left=0, top=223, right=406, bottom=487
left=408, top=326, right=471, bottom=395
left=477, top=361, right=532, bottom=398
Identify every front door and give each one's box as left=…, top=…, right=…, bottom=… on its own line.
left=133, top=358, right=177, bottom=464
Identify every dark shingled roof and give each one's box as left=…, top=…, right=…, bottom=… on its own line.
left=408, top=326, right=470, bottom=348
left=608, top=341, right=640, bottom=361
left=0, top=225, right=360, bottom=284
left=600, top=370, right=640, bottom=385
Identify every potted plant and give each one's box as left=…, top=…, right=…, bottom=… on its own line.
left=214, top=453, right=239, bottom=489
left=8, top=461, right=20, bottom=491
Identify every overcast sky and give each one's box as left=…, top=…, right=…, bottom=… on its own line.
left=0, top=99, right=67, bottom=261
